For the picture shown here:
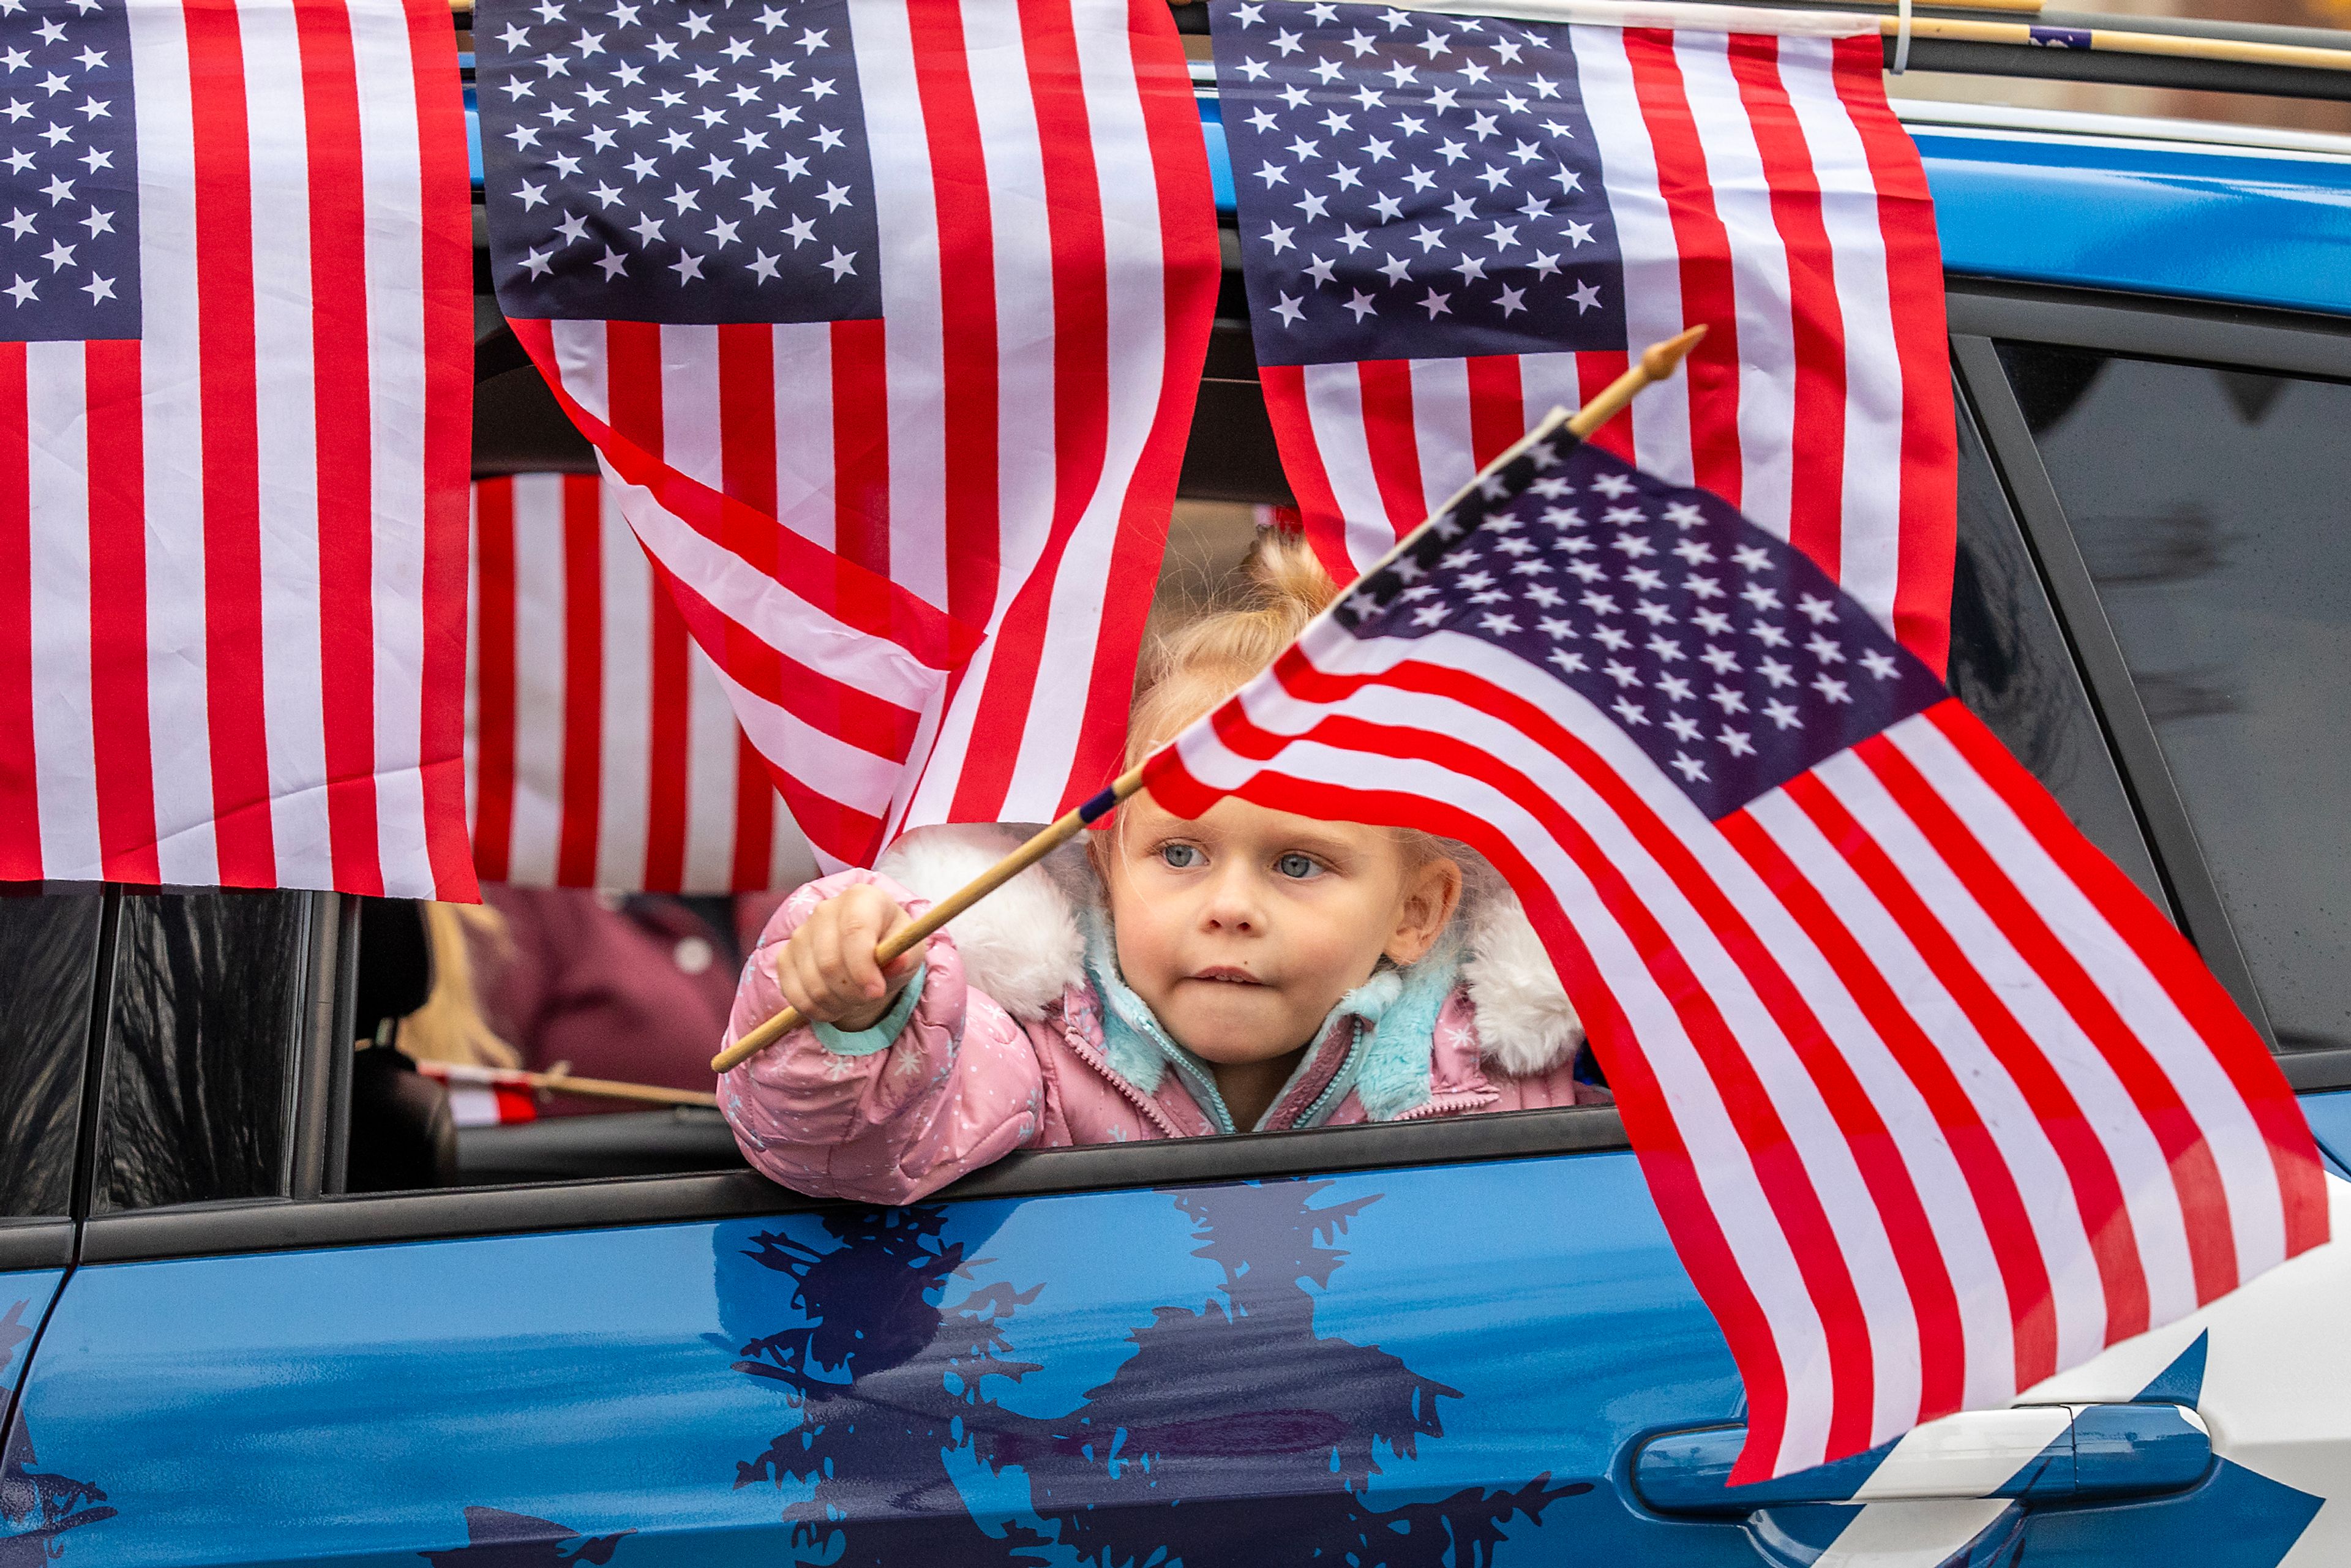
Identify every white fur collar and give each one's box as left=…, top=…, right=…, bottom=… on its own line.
left=876, top=822, right=1583, bottom=1076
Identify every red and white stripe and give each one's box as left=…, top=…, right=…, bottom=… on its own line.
left=469, top=475, right=819, bottom=895
left=1264, top=26, right=1957, bottom=669
left=509, top=0, right=1218, bottom=870
left=416, top=1059, right=539, bottom=1126
left=0, top=0, right=474, bottom=897
left=1146, top=623, right=2324, bottom=1482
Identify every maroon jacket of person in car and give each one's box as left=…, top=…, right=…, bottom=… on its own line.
left=474, top=885, right=754, bottom=1103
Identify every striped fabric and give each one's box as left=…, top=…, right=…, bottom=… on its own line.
left=1212, top=3, right=1957, bottom=668
left=416, top=1060, right=541, bottom=1127
left=0, top=0, right=474, bottom=896
left=1145, top=428, right=2324, bottom=1482
left=469, top=475, right=817, bottom=895
left=478, top=0, right=1219, bottom=871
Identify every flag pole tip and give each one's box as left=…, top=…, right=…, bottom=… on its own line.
left=1643, top=324, right=1708, bottom=381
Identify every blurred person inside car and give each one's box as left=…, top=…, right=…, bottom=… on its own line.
left=468, top=886, right=750, bottom=1105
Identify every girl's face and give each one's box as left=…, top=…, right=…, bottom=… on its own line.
left=1098, top=789, right=1461, bottom=1068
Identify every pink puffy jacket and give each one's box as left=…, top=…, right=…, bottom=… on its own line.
left=719, top=826, right=1605, bottom=1204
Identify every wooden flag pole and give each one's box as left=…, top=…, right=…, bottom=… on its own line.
left=1870, top=13, right=2351, bottom=72
left=421, top=1059, right=722, bottom=1108
left=1570, top=326, right=1706, bottom=442
left=709, top=324, right=1708, bottom=1077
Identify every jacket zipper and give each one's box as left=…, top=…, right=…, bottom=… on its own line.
left=1060, top=1020, right=1190, bottom=1139
left=1286, top=1019, right=1363, bottom=1130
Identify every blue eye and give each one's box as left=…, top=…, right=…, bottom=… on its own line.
left=1158, top=843, right=1202, bottom=869
left=1275, top=852, right=1322, bottom=880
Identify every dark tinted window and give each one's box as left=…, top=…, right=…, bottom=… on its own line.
left=94, top=890, right=314, bottom=1210
left=0, top=889, right=103, bottom=1218
left=2000, top=343, right=2351, bottom=1051
left=1944, top=388, right=2160, bottom=906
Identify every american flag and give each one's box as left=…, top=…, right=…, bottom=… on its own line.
left=0, top=0, right=475, bottom=897
left=473, top=0, right=1218, bottom=870
left=1207, top=0, right=1957, bottom=668
left=1143, top=423, right=2327, bottom=1483
left=416, top=1059, right=541, bottom=1125
left=470, top=473, right=818, bottom=893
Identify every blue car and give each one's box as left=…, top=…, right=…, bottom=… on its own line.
left=9, top=20, right=2351, bottom=1568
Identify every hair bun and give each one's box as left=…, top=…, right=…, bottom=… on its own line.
left=1125, top=528, right=1340, bottom=763
left=1243, top=530, right=1338, bottom=618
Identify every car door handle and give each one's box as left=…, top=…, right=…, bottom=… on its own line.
left=1633, top=1403, right=2211, bottom=1515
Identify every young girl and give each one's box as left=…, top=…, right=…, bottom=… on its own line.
left=718, top=536, right=1605, bottom=1204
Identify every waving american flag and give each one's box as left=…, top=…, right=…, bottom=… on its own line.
left=470, top=473, right=817, bottom=894
left=475, top=0, right=1219, bottom=869
left=1208, top=0, right=1957, bottom=668
left=1145, top=422, right=2325, bottom=1483
left=0, top=0, right=475, bottom=898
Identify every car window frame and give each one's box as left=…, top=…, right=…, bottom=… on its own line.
left=0, top=886, right=116, bottom=1276
left=50, top=888, right=351, bottom=1242
left=75, top=279, right=2351, bottom=1267
left=54, top=870, right=1632, bottom=1266
left=1944, top=371, right=2167, bottom=909
left=73, top=874, right=1642, bottom=1266
left=1949, top=277, right=2351, bottom=1093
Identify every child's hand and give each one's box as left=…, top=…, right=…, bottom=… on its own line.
left=771, top=883, right=929, bottom=1033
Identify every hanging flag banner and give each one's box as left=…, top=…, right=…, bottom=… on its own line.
left=473, top=0, right=1221, bottom=870
left=470, top=474, right=817, bottom=895
left=1144, top=421, right=2325, bottom=1484
left=1207, top=0, right=1958, bottom=670
left=0, top=0, right=476, bottom=897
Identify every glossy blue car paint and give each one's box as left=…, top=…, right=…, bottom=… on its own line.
left=1, top=1268, right=99, bottom=1564
left=463, top=67, right=481, bottom=188
left=1199, top=91, right=1236, bottom=215
left=2298, top=1089, right=2351, bottom=1176
left=11, top=1156, right=1772, bottom=1566
left=0, top=1272, right=56, bottom=1400
left=1909, top=126, right=2351, bottom=321
left=2069, top=1403, right=2212, bottom=1496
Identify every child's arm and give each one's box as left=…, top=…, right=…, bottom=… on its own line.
left=717, top=869, right=1050, bottom=1204
left=763, top=880, right=928, bottom=1033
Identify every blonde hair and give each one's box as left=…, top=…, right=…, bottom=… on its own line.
left=398, top=902, right=522, bottom=1069
left=1123, top=530, right=1471, bottom=892
left=1127, top=530, right=1336, bottom=765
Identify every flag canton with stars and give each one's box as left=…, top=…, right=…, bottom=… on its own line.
left=1208, top=0, right=1624, bottom=369
left=0, top=0, right=137, bottom=343
left=475, top=0, right=880, bottom=325
left=1336, top=438, right=1948, bottom=819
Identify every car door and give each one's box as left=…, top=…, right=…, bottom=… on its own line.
left=7, top=877, right=1747, bottom=1564
left=20, top=1136, right=1756, bottom=1566
left=17, top=329, right=2316, bottom=1568
left=21, top=1028, right=2330, bottom=1567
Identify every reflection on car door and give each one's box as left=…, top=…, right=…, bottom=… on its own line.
left=9, top=1150, right=1766, bottom=1565
left=26, top=1138, right=2349, bottom=1567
